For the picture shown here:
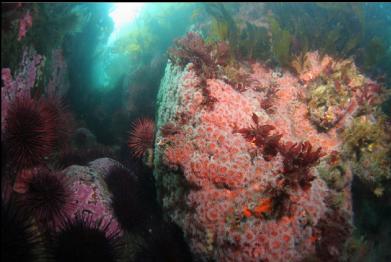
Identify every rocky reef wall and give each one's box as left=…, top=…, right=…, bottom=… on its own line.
left=153, top=51, right=389, bottom=261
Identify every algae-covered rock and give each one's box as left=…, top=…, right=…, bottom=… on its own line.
left=342, top=115, right=391, bottom=196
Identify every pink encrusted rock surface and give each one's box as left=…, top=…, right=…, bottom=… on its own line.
left=1, top=48, right=44, bottom=134
left=88, top=157, right=126, bottom=179
left=62, top=161, right=121, bottom=237
left=18, top=11, right=33, bottom=41
left=153, top=60, right=357, bottom=261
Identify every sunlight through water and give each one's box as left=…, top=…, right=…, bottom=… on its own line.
left=108, top=2, right=145, bottom=44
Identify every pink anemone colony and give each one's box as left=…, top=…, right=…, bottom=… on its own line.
left=153, top=50, right=384, bottom=261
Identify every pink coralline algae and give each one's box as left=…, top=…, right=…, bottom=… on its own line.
left=62, top=164, right=122, bottom=238
left=152, top=52, right=373, bottom=261
left=18, top=11, right=33, bottom=41
left=1, top=48, right=44, bottom=134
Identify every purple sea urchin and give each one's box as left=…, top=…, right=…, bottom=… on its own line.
left=52, top=213, right=123, bottom=262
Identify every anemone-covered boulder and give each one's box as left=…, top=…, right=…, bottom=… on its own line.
left=152, top=55, right=372, bottom=261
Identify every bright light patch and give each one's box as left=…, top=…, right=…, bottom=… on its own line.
left=108, top=3, right=144, bottom=43
left=109, top=3, right=144, bottom=29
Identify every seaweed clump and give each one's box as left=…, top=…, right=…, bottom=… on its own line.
left=341, top=115, right=391, bottom=196
left=318, top=150, right=350, bottom=193
left=306, top=58, right=361, bottom=131
left=267, top=15, right=291, bottom=67
left=203, top=3, right=239, bottom=55
left=235, top=113, right=324, bottom=192
left=220, top=63, right=257, bottom=93
left=168, top=32, right=229, bottom=77
left=169, top=31, right=257, bottom=111
left=279, top=141, right=325, bottom=191
left=204, top=3, right=271, bottom=62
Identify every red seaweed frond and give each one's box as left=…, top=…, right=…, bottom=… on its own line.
left=201, top=87, right=218, bottom=111
left=259, top=99, right=275, bottom=114
left=265, top=83, right=280, bottom=98
left=278, top=141, right=325, bottom=190
left=168, top=32, right=213, bottom=72
left=227, top=70, right=257, bottom=93
left=280, top=141, right=325, bottom=171
left=235, top=113, right=282, bottom=161
left=356, top=82, right=383, bottom=107
left=259, top=83, right=279, bottom=114
left=261, top=133, right=283, bottom=161
left=211, top=41, right=231, bottom=67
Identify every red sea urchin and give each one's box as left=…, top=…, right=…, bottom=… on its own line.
left=4, top=97, right=56, bottom=171
left=52, top=213, right=123, bottom=262
left=1, top=195, right=46, bottom=262
left=18, top=166, right=73, bottom=228
left=128, top=118, right=155, bottom=159
left=104, top=165, right=147, bottom=232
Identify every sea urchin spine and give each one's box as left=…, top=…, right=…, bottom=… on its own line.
left=4, top=97, right=56, bottom=171
left=40, top=93, right=74, bottom=150
left=128, top=118, right=155, bottom=159
left=104, top=165, right=147, bottom=232
left=2, top=195, right=46, bottom=262
left=18, top=166, right=74, bottom=229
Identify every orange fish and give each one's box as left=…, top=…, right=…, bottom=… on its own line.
left=242, top=207, right=252, bottom=218
left=253, top=198, right=273, bottom=217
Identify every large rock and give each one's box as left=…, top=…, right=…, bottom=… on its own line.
left=62, top=158, right=124, bottom=237
left=153, top=59, right=358, bottom=261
